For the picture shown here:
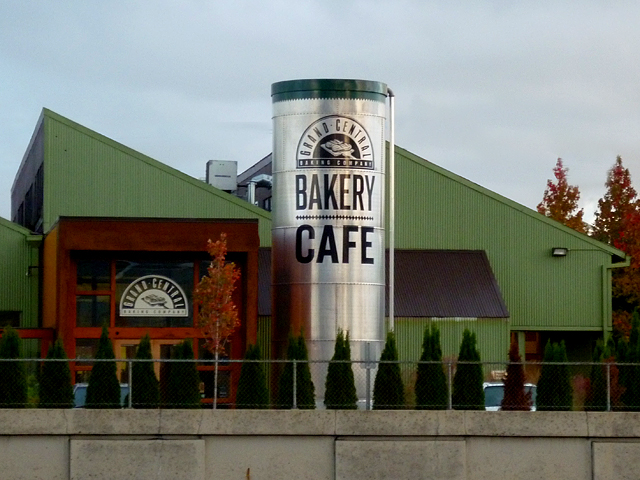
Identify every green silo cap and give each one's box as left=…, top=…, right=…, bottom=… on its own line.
left=271, top=79, right=388, bottom=102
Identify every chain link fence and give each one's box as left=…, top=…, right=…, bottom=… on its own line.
left=0, top=358, right=637, bottom=410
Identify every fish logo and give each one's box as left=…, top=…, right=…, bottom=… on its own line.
left=297, top=115, right=374, bottom=170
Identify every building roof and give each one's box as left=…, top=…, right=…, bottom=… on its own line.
left=386, top=250, right=509, bottom=318
left=258, top=248, right=508, bottom=318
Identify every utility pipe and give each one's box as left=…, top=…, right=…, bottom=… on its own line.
left=387, top=87, right=395, bottom=332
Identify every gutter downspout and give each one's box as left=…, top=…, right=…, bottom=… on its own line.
left=387, top=87, right=395, bottom=333
left=603, top=255, right=631, bottom=337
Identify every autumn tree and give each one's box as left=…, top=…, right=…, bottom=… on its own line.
left=194, top=233, right=241, bottom=407
left=501, top=340, right=531, bottom=411
left=593, top=156, right=640, bottom=335
left=593, top=156, right=638, bottom=245
left=537, top=158, right=585, bottom=233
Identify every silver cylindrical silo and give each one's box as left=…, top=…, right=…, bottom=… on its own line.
left=271, top=79, right=387, bottom=402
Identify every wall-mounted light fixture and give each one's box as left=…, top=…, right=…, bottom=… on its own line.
left=551, top=247, right=568, bottom=257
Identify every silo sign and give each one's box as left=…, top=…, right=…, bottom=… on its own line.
left=271, top=79, right=387, bottom=379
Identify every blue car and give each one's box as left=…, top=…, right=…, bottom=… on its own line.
left=73, top=383, right=130, bottom=408
left=483, top=382, right=537, bottom=411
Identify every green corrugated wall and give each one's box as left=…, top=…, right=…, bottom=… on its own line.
left=387, top=146, right=621, bottom=332
left=0, top=219, right=39, bottom=328
left=41, top=110, right=272, bottom=245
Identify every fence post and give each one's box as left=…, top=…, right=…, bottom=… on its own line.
left=606, top=362, right=611, bottom=412
left=447, top=360, right=453, bottom=410
left=293, top=360, right=297, bottom=409
left=213, top=354, right=218, bottom=410
left=127, top=360, right=132, bottom=409
left=365, top=366, right=371, bottom=410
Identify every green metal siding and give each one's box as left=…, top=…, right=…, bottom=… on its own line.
left=0, top=219, right=40, bottom=328
left=41, top=110, right=273, bottom=245
left=388, top=147, right=622, bottom=332
left=257, top=316, right=272, bottom=360
left=395, top=317, right=509, bottom=364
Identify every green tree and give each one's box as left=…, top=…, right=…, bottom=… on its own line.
left=555, top=341, right=572, bottom=410
left=501, top=340, right=531, bottom=411
left=415, top=325, right=447, bottom=410
left=131, top=334, right=159, bottom=409
left=537, top=340, right=572, bottom=411
left=451, top=329, right=484, bottom=410
left=0, top=326, right=27, bottom=408
left=277, top=332, right=316, bottom=409
left=236, top=344, right=269, bottom=409
left=39, top=339, right=73, bottom=408
left=324, top=329, right=357, bottom=409
left=166, top=340, right=201, bottom=408
left=373, top=331, right=404, bottom=409
left=85, top=325, right=121, bottom=409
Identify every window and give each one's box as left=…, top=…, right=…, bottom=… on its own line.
left=74, top=256, right=198, bottom=328
left=0, top=311, right=20, bottom=328
left=115, top=260, right=193, bottom=328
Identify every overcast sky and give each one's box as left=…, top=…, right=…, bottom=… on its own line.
left=2, top=1, right=640, bottom=224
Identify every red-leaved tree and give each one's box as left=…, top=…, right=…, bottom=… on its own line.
left=194, top=233, right=241, bottom=406
left=593, top=156, right=640, bottom=337
left=501, top=340, right=531, bottom=411
left=195, top=233, right=241, bottom=355
left=537, top=158, right=585, bottom=233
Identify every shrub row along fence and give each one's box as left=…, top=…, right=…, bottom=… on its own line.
left=0, top=358, right=635, bottom=411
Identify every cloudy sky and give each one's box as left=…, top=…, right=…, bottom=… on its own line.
left=2, top=1, right=640, bottom=224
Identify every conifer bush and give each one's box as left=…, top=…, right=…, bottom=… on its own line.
left=501, top=340, right=531, bottom=411
left=236, top=344, right=269, bottom=409
left=537, top=340, right=572, bottom=411
left=451, top=329, right=484, bottom=410
left=39, top=339, right=73, bottom=408
left=415, top=325, right=447, bottom=410
left=324, top=329, right=357, bottom=409
left=373, top=331, right=404, bottom=409
left=131, top=334, right=159, bottom=409
left=296, top=334, right=316, bottom=409
left=277, top=332, right=316, bottom=409
left=85, top=325, right=121, bottom=408
left=0, top=326, right=27, bottom=408
left=166, top=340, right=201, bottom=408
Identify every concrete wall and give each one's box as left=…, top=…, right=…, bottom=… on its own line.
left=1, top=409, right=639, bottom=479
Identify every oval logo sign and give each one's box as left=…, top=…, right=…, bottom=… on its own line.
left=119, top=275, right=188, bottom=317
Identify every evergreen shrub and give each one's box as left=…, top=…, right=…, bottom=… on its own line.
left=0, top=326, right=27, bottom=408
left=324, top=329, right=357, bottom=409
left=131, top=334, right=159, bottom=409
left=236, top=344, right=269, bottom=409
left=451, top=329, right=484, bottom=410
left=277, top=332, right=316, bottom=409
left=39, top=339, right=73, bottom=408
left=537, top=340, right=572, bottom=411
left=166, top=340, right=201, bottom=408
left=373, top=331, right=404, bottom=409
left=415, top=325, right=447, bottom=410
left=85, top=325, right=121, bottom=409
